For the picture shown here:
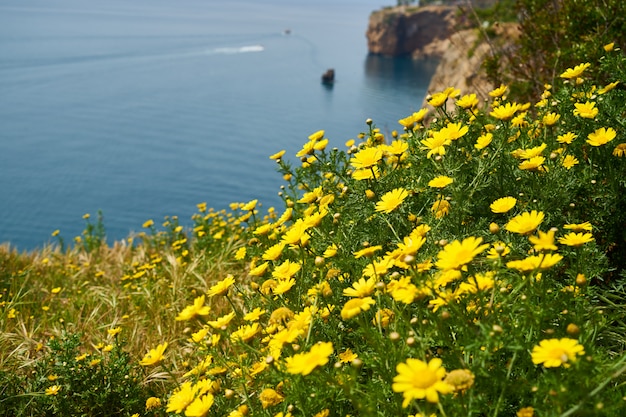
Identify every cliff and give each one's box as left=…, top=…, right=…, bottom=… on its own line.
left=424, top=23, right=520, bottom=110
left=366, top=5, right=461, bottom=58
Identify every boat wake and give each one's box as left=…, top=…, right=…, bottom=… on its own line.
left=209, top=45, right=265, bottom=55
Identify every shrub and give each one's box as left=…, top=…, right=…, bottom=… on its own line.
left=483, top=0, right=626, bottom=103
left=159, top=45, right=626, bottom=416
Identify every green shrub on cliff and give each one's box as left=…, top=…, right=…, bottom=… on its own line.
left=483, top=0, right=626, bottom=103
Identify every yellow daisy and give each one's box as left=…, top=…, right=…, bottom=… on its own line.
left=531, top=338, right=585, bottom=367
left=505, top=211, right=544, bottom=235
left=375, top=188, right=409, bottom=213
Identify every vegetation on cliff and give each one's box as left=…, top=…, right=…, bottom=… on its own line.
left=476, top=0, right=626, bottom=103
left=2, top=42, right=625, bottom=416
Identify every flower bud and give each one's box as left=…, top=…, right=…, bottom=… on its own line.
left=566, top=323, right=580, bottom=336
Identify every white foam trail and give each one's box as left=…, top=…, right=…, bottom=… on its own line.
left=209, top=45, right=264, bottom=55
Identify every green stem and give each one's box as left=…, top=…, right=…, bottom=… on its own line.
left=560, top=354, right=626, bottom=417
left=492, top=351, right=517, bottom=417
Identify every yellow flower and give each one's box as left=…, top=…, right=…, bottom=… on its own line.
left=146, top=397, right=162, bottom=411
left=564, top=222, right=592, bottom=232
left=350, top=147, right=384, bottom=169
left=587, top=127, right=617, bottom=146
left=558, top=232, right=594, bottom=247
left=511, top=112, right=528, bottom=127
left=354, top=245, right=382, bottom=259
left=398, top=109, right=429, bottom=128
left=272, top=278, right=296, bottom=295
left=281, top=219, right=311, bottom=246
left=506, top=253, right=563, bottom=272
left=528, top=229, right=558, bottom=251
left=285, top=341, right=333, bottom=375
left=259, top=388, right=284, bottom=409
left=45, top=385, right=61, bottom=396
left=560, top=63, right=591, bottom=79
left=603, top=42, right=615, bottom=52
left=486, top=242, right=511, bottom=259
left=519, top=143, right=547, bottom=159
left=474, top=132, right=493, bottom=149
left=431, top=199, right=450, bottom=219
left=375, top=188, right=409, bottom=214
left=598, top=81, right=619, bottom=94
left=505, top=211, right=545, bottom=235
left=243, top=307, right=266, bottom=321
left=531, top=338, right=585, bottom=367
left=190, top=327, right=209, bottom=343
left=323, top=244, right=339, bottom=258
left=392, top=358, right=454, bottom=406
left=308, top=129, right=325, bottom=141
left=272, top=260, right=301, bottom=280
left=517, top=406, right=535, bottom=417
left=373, top=308, right=394, bottom=328
left=207, top=311, right=236, bottom=329
left=428, top=176, right=453, bottom=188
left=573, top=101, right=598, bottom=119
left=269, top=149, right=286, bottom=160
left=490, top=102, right=520, bottom=120
left=234, top=247, right=246, bottom=260
left=613, top=143, right=626, bottom=157
left=167, top=382, right=198, bottom=413
left=142, top=219, right=154, bottom=228
left=457, top=271, right=495, bottom=294
left=542, top=112, right=560, bottom=125
left=562, top=154, right=579, bottom=170
left=456, top=93, right=479, bottom=109
left=140, top=342, right=168, bottom=366
left=386, top=276, right=421, bottom=304
left=489, top=84, right=508, bottom=98
left=207, top=275, right=235, bottom=297
left=444, top=369, right=475, bottom=392
left=428, top=92, right=448, bottom=107
left=340, top=297, right=376, bottom=320
left=295, top=141, right=316, bottom=158
left=519, top=156, right=545, bottom=171
left=490, top=196, right=516, bottom=213
left=343, top=277, right=376, bottom=298
left=557, top=132, right=577, bottom=144
left=176, top=295, right=211, bottom=321
left=436, top=236, right=489, bottom=271
left=107, top=327, right=122, bottom=336
left=249, top=261, right=269, bottom=277
left=421, top=132, right=451, bottom=158
left=230, top=323, right=260, bottom=343
left=441, top=122, right=469, bottom=141
left=385, top=140, right=409, bottom=157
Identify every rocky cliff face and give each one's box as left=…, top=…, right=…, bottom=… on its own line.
left=366, top=6, right=460, bottom=58
left=367, top=5, right=519, bottom=111
left=424, top=23, right=520, bottom=110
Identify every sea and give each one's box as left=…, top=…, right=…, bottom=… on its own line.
left=0, top=0, right=438, bottom=251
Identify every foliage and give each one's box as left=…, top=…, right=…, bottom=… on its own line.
left=482, top=0, right=626, bottom=103
left=153, top=45, right=624, bottom=416
left=1, top=41, right=626, bottom=417
left=0, top=332, right=151, bottom=417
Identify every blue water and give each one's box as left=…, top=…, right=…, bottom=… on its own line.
left=0, top=0, right=438, bottom=251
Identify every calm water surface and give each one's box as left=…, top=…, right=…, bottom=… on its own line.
left=0, top=0, right=438, bottom=250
